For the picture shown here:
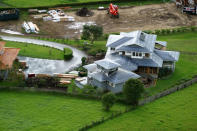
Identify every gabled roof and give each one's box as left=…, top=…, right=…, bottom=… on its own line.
left=107, top=69, right=140, bottom=84
left=106, top=52, right=163, bottom=68
left=130, top=58, right=162, bottom=67
left=90, top=72, right=107, bottom=82
left=0, top=48, right=20, bottom=69
left=90, top=69, right=140, bottom=84
left=0, top=41, right=6, bottom=51
left=95, top=59, right=120, bottom=70
left=83, top=63, right=97, bottom=72
left=155, top=41, right=167, bottom=47
left=154, top=50, right=180, bottom=62
left=122, top=31, right=157, bottom=52
left=107, top=30, right=157, bottom=52
left=105, top=53, right=138, bottom=71
left=116, top=44, right=151, bottom=53
left=107, top=37, right=133, bottom=48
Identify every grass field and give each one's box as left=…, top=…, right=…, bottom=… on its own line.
left=5, top=41, right=65, bottom=60
left=0, top=90, right=126, bottom=130
left=90, top=83, right=197, bottom=131
left=1, top=0, right=168, bottom=8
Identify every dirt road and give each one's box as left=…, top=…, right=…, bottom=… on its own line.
left=0, top=3, right=196, bottom=38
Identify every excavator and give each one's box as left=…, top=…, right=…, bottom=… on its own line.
left=107, top=3, right=119, bottom=18
left=176, top=0, right=197, bottom=14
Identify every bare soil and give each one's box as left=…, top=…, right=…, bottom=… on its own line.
left=0, top=3, right=197, bottom=39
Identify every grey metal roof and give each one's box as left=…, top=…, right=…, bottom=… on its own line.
left=95, top=59, right=120, bottom=70
left=119, top=30, right=157, bottom=52
left=90, top=72, right=107, bottom=82
left=83, top=63, right=97, bottom=72
left=107, top=37, right=133, bottom=48
left=90, top=69, right=140, bottom=84
left=116, top=44, right=150, bottom=53
left=107, top=69, right=140, bottom=84
left=130, top=58, right=161, bottom=67
left=154, top=50, right=180, bottom=62
left=105, top=54, right=138, bottom=71
left=106, top=52, right=162, bottom=68
left=155, top=41, right=167, bottom=47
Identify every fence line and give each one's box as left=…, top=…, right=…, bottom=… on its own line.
left=139, top=76, right=197, bottom=105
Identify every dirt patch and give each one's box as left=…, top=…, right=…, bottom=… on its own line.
left=0, top=3, right=197, bottom=39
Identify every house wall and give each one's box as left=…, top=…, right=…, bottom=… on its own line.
left=88, top=78, right=106, bottom=92
left=162, top=61, right=175, bottom=71
left=88, top=76, right=124, bottom=93
left=106, top=82, right=124, bottom=93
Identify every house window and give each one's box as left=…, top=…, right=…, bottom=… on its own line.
left=145, top=53, right=150, bottom=58
left=133, top=52, right=135, bottom=56
left=139, top=53, right=142, bottom=57
left=140, top=33, right=146, bottom=41
left=136, top=52, right=139, bottom=56
left=111, top=48, right=115, bottom=51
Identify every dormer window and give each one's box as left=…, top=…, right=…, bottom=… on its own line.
left=140, top=32, right=146, bottom=41
left=131, top=52, right=144, bottom=59
left=111, top=48, right=115, bottom=51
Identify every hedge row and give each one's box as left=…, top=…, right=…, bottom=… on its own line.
left=144, top=26, right=197, bottom=35
left=64, top=48, right=73, bottom=60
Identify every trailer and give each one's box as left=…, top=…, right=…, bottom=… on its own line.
left=0, top=9, right=19, bottom=21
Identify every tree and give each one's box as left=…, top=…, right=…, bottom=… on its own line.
left=123, top=79, right=144, bottom=106
left=102, top=92, right=116, bottom=111
left=82, top=25, right=103, bottom=44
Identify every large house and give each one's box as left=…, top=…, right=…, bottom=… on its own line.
left=0, top=41, right=20, bottom=80
left=84, top=30, right=180, bottom=93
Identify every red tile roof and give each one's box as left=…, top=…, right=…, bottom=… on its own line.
left=0, top=41, right=20, bottom=70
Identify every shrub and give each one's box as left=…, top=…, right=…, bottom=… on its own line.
left=81, top=57, right=87, bottom=66
left=161, top=29, right=166, bottom=35
left=190, top=26, right=196, bottom=32
left=155, top=30, right=160, bottom=35
left=144, top=30, right=152, bottom=34
left=103, top=34, right=109, bottom=40
left=123, top=79, right=144, bottom=106
left=166, top=29, right=171, bottom=34
left=176, top=28, right=182, bottom=32
left=64, top=48, right=73, bottom=60
left=82, top=85, right=96, bottom=95
left=102, top=92, right=116, bottom=111
left=171, top=28, right=177, bottom=33
left=26, top=76, right=60, bottom=88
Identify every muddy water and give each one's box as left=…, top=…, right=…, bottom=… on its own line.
left=1, top=35, right=87, bottom=75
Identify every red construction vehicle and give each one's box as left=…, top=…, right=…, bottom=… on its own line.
left=107, top=3, right=119, bottom=18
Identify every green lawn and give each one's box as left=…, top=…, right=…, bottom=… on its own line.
left=5, top=41, right=65, bottom=60
left=0, top=90, right=126, bottom=131
left=1, top=0, right=168, bottom=8
left=90, top=83, right=197, bottom=131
